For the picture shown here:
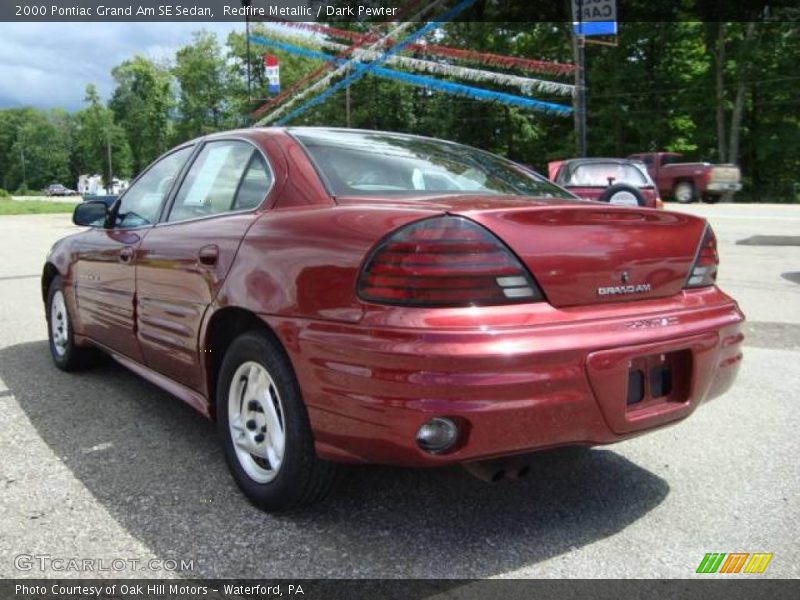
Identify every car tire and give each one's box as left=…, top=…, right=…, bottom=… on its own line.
left=46, top=275, right=100, bottom=371
left=216, top=331, right=340, bottom=512
left=598, top=183, right=646, bottom=207
left=702, top=193, right=721, bottom=204
left=674, top=181, right=695, bottom=203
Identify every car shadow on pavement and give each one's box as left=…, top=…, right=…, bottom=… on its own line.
left=1, top=341, right=670, bottom=578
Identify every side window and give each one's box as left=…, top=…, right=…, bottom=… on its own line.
left=234, top=152, right=273, bottom=210
left=168, top=141, right=269, bottom=222
left=115, top=146, right=193, bottom=229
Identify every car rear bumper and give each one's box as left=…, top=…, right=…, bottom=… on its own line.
left=707, top=182, right=742, bottom=193
left=264, top=287, right=744, bottom=467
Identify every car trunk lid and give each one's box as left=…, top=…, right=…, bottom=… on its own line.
left=461, top=204, right=706, bottom=307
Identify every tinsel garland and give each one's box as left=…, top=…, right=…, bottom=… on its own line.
left=249, top=35, right=573, bottom=117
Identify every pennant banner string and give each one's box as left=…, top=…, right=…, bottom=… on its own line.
left=251, top=0, right=432, bottom=119
left=253, top=0, right=450, bottom=124
left=276, top=20, right=576, bottom=76
left=249, top=35, right=573, bottom=116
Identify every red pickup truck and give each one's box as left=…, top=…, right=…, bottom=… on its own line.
left=628, top=152, right=741, bottom=204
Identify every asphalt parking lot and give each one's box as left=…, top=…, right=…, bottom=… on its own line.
left=0, top=203, right=798, bottom=579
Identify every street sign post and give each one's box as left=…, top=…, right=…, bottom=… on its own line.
left=571, top=0, right=617, bottom=157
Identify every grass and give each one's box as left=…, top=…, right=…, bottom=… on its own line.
left=0, top=196, right=79, bottom=215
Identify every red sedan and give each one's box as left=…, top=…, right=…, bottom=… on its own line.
left=43, top=128, right=744, bottom=511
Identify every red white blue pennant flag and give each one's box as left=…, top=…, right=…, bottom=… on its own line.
left=263, top=54, right=280, bottom=94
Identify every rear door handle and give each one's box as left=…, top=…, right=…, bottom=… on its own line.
left=119, top=246, right=134, bottom=263
left=198, top=244, right=219, bottom=267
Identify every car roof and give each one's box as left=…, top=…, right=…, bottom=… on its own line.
left=563, top=158, right=644, bottom=166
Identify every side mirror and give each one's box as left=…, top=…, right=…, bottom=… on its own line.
left=73, top=200, right=109, bottom=227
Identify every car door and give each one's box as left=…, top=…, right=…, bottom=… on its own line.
left=72, top=146, right=194, bottom=361
left=135, top=139, right=275, bottom=392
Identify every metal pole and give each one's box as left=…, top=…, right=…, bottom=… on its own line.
left=576, top=33, right=587, bottom=157
left=19, top=146, right=26, bottom=189
left=345, top=64, right=351, bottom=127
left=106, top=128, right=113, bottom=194
left=243, top=0, right=252, bottom=103
left=573, top=0, right=587, bottom=157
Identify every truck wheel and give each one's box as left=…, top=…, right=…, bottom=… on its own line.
left=674, top=182, right=695, bottom=203
left=216, top=331, right=340, bottom=512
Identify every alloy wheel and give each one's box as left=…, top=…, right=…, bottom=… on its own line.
left=227, top=361, right=286, bottom=484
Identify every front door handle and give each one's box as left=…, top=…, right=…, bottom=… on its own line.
left=198, top=244, right=219, bottom=267
left=119, top=246, right=134, bottom=263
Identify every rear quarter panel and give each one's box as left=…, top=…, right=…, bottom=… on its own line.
left=217, top=206, right=440, bottom=323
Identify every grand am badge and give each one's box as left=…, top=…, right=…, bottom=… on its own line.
left=597, top=283, right=652, bottom=296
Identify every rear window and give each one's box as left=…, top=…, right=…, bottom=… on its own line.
left=563, top=163, right=650, bottom=187
left=291, top=129, right=574, bottom=199
left=661, top=154, right=684, bottom=166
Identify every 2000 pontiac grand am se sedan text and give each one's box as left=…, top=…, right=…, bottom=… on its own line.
left=42, top=128, right=744, bottom=511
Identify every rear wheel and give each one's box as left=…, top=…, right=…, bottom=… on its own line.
left=46, top=275, right=99, bottom=371
left=216, top=331, right=339, bottom=512
left=674, top=181, right=695, bottom=203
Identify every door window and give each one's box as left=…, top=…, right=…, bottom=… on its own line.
left=167, top=141, right=272, bottom=222
left=114, top=146, right=193, bottom=229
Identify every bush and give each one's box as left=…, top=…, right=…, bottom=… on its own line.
left=0, top=188, right=9, bottom=197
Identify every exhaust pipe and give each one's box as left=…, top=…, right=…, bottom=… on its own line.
left=463, top=457, right=532, bottom=483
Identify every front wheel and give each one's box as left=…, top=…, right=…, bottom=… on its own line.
left=216, top=331, right=339, bottom=512
left=46, top=275, right=99, bottom=371
left=674, top=181, right=695, bottom=204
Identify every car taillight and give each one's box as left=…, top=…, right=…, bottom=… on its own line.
left=685, top=225, right=718, bottom=288
left=357, top=216, right=543, bottom=307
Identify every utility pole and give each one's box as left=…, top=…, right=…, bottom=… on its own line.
left=242, top=0, right=252, bottom=104
left=106, top=127, right=113, bottom=194
left=17, top=127, right=27, bottom=189
left=574, top=0, right=588, bottom=157
left=345, top=64, right=351, bottom=127
left=19, top=146, right=26, bottom=189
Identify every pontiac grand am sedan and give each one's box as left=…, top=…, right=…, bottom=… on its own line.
left=43, top=128, right=744, bottom=511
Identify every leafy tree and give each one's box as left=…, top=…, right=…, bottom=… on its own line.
left=109, top=55, right=173, bottom=174
left=173, top=31, right=231, bottom=139
left=0, top=107, right=39, bottom=190
left=74, top=84, right=132, bottom=187
left=9, top=109, right=72, bottom=191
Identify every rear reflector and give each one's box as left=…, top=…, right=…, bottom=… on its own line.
left=358, top=216, right=543, bottom=307
left=685, top=224, right=719, bottom=288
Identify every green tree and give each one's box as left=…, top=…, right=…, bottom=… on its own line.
left=74, top=84, right=132, bottom=187
left=173, top=31, right=231, bottom=138
left=9, top=109, right=72, bottom=191
left=0, top=107, right=39, bottom=190
left=109, top=55, right=173, bottom=174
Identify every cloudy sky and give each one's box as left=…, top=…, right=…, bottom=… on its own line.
left=0, top=22, right=245, bottom=110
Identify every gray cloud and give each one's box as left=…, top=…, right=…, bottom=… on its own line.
left=0, top=22, right=242, bottom=110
